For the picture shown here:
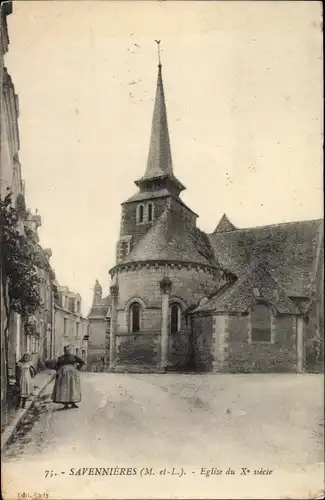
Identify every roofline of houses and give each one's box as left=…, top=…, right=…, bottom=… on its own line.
left=54, top=303, right=87, bottom=321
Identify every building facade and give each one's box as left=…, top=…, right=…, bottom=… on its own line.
left=89, top=58, right=324, bottom=375
left=10, top=211, right=55, bottom=369
left=1, top=0, right=25, bottom=426
left=53, top=284, right=88, bottom=364
left=108, top=63, right=228, bottom=373
left=191, top=265, right=306, bottom=373
left=87, top=280, right=111, bottom=372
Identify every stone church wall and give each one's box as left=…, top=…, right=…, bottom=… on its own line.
left=168, top=330, right=192, bottom=369
left=115, top=332, right=160, bottom=369
left=119, top=197, right=169, bottom=247
left=113, top=263, right=219, bottom=370
left=192, top=313, right=298, bottom=373
left=190, top=315, right=214, bottom=371
left=116, top=264, right=219, bottom=313
left=215, top=313, right=297, bottom=373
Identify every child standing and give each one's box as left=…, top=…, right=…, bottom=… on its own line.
left=16, top=353, right=36, bottom=409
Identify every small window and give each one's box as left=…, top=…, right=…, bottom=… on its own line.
left=148, top=203, right=153, bottom=222
left=76, top=323, right=79, bottom=338
left=251, top=302, right=271, bottom=342
left=170, top=304, right=181, bottom=334
left=138, top=205, right=144, bottom=223
left=76, top=348, right=80, bottom=357
left=64, top=318, right=68, bottom=335
left=69, top=297, right=75, bottom=312
left=130, top=303, right=140, bottom=333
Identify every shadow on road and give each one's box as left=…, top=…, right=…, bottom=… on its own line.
left=4, top=394, right=53, bottom=459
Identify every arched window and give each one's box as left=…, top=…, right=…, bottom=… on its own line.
left=137, top=205, right=144, bottom=223
left=130, top=302, right=140, bottom=333
left=251, top=302, right=272, bottom=342
left=148, top=203, right=153, bottom=222
left=170, top=303, right=181, bottom=334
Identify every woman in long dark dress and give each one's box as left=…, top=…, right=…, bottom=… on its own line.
left=52, top=345, right=85, bottom=410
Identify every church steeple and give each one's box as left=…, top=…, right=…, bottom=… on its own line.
left=135, top=42, right=185, bottom=194
left=143, top=50, right=172, bottom=180
left=117, top=44, right=197, bottom=263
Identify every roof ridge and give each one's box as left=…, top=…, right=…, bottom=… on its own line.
left=120, top=209, right=168, bottom=264
left=193, top=263, right=300, bottom=315
left=211, top=217, right=323, bottom=234
left=118, top=207, right=219, bottom=268
left=244, top=263, right=298, bottom=304
left=123, top=190, right=197, bottom=215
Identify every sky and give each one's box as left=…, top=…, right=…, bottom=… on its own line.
left=5, top=1, right=323, bottom=316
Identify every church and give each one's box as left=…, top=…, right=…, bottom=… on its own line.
left=87, top=57, right=324, bottom=374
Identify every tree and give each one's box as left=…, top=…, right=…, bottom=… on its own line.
left=0, top=190, right=44, bottom=379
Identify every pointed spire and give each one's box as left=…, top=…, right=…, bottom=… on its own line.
left=142, top=42, right=173, bottom=180
left=134, top=42, right=185, bottom=194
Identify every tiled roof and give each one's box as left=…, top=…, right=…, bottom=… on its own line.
left=123, top=188, right=198, bottom=216
left=121, top=208, right=220, bottom=268
left=214, top=214, right=237, bottom=233
left=134, top=64, right=185, bottom=193
left=123, top=188, right=173, bottom=204
left=88, top=295, right=111, bottom=318
left=142, top=65, right=173, bottom=180
left=193, top=264, right=300, bottom=315
left=209, top=218, right=323, bottom=298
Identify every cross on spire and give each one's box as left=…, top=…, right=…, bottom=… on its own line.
left=155, top=39, right=162, bottom=67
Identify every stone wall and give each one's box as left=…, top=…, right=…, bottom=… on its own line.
left=216, top=313, right=297, bottom=373
left=190, top=315, right=213, bottom=371
left=119, top=197, right=169, bottom=248
left=168, top=330, right=192, bottom=369
left=112, top=263, right=219, bottom=370
left=116, top=263, right=219, bottom=313
left=116, top=332, right=160, bottom=367
left=0, top=69, right=20, bottom=199
left=305, top=301, right=323, bottom=372
left=191, top=312, right=298, bottom=373
left=169, top=196, right=197, bottom=227
left=117, top=307, right=161, bottom=334
left=305, top=234, right=324, bottom=373
left=1, top=3, right=22, bottom=426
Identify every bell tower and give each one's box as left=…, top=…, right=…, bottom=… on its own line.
left=116, top=42, right=192, bottom=264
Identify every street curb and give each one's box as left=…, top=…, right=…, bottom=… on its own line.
left=1, top=371, right=56, bottom=452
